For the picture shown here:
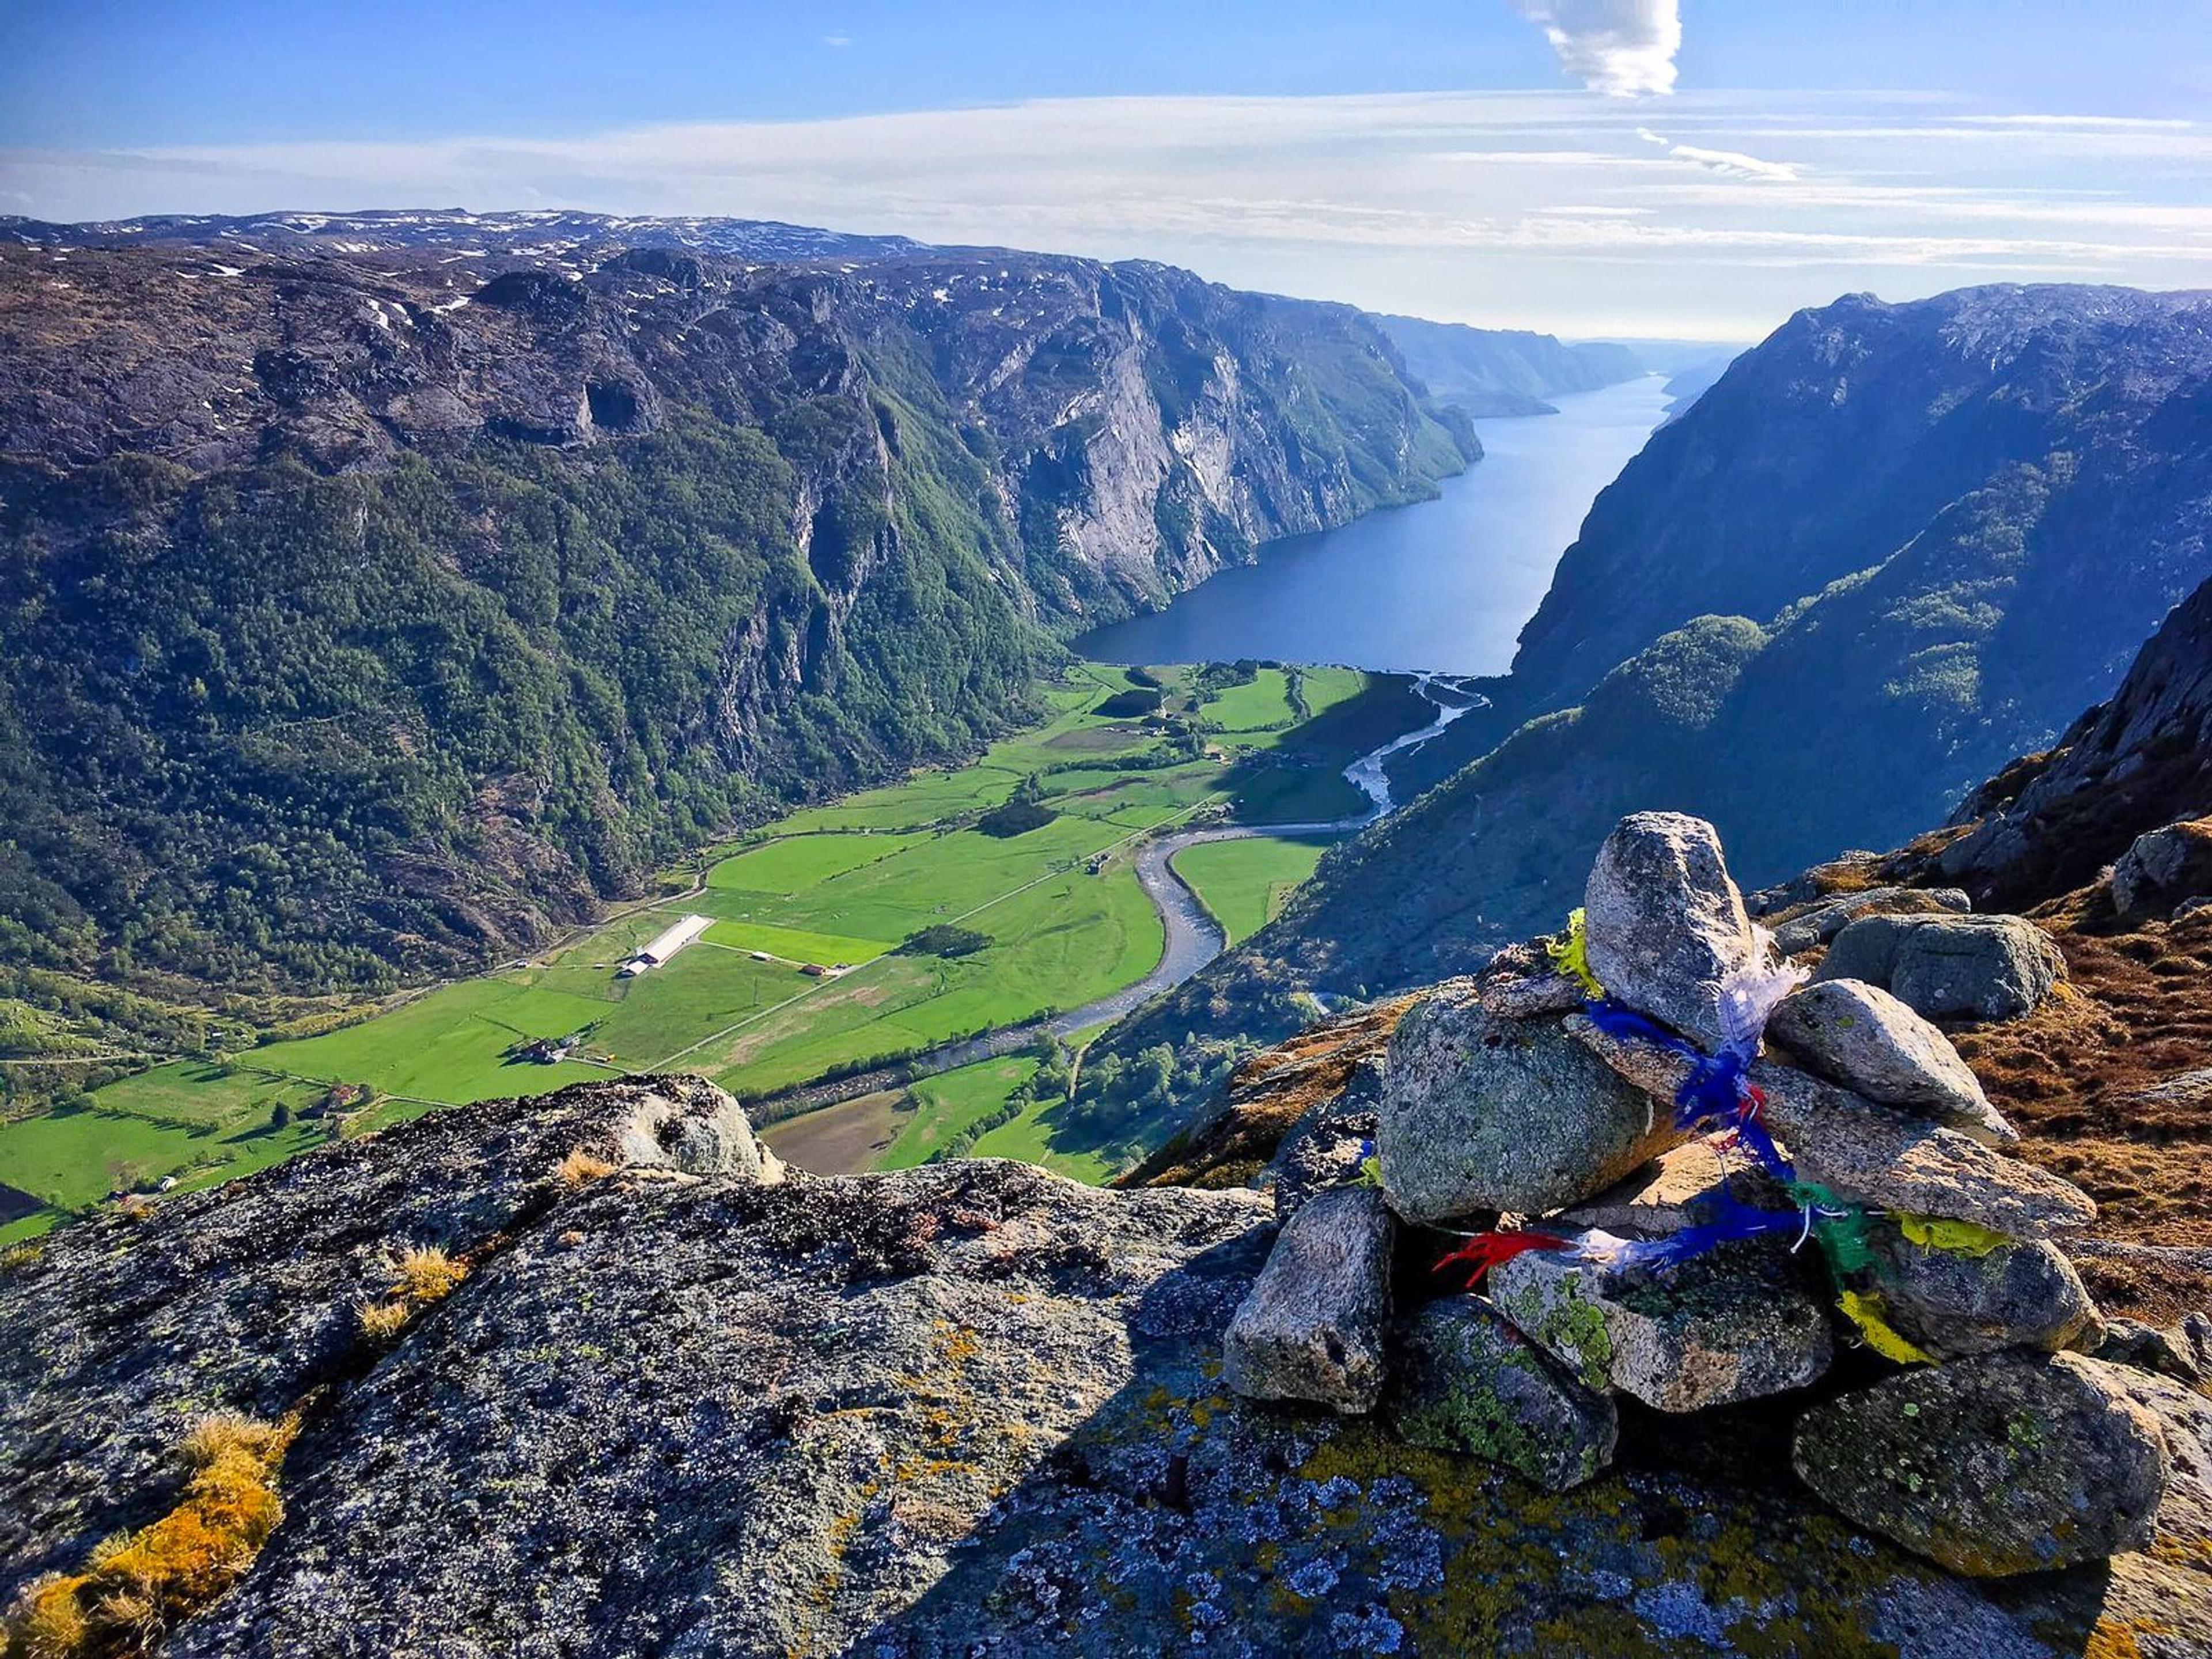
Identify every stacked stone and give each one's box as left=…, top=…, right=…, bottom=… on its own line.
left=1222, top=810, right=2180, bottom=1580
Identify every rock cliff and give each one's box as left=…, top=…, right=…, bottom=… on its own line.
left=0, top=214, right=1472, bottom=998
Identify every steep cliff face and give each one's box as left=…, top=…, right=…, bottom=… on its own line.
left=1508, top=284, right=2212, bottom=714
left=0, top=218, right=1472, bottom=996
left=1373, top=315, right=1645, bottom=416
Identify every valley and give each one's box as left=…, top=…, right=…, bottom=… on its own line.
left=0, top=657, right=1453, bottom=1235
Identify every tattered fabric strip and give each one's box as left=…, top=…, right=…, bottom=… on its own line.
left=1899, top=1214, right=2010, bottom=1256
left=1836, top=1290, right=1936, bottom=1365
left=1547, top=907, right=1605, bottom=999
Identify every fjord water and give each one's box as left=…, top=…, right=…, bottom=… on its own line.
left=1077, top=377, right=1672, bottom=674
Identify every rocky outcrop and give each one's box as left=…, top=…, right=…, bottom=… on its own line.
left=1378, top=986, right=1680, bottom=1220
left=7, top=1070, right=2210, bottom=1657
left=1792, top=1353, right=2169, bottom=1577
left=1815, top=913, right=2067, bottom=1022
left=1583, top=811, right=1760, bottom=1049
left=1933, top=572, right=2212, bottom=911
left=1221, top=1187, right=1393, bottom=1412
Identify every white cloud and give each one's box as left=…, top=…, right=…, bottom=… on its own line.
left=1509, top=0, right=1681, bottom=97
left=1637, top=127, right=1800, bottom=181
left=6, top=90, right=2206, bottom=340
left=822, top=35, right=851, bottom=48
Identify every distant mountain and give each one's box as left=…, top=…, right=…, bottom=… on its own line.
left=1374, top=315, right=1645, bottom=416
left=1075, top=283, right=2212, bottom=1148
left=0, top=215, right=1472, bottom=1020
left=0, top=207, right=938, bottom=266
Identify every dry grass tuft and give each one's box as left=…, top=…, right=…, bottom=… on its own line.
left=389, top=1244, right=467, bottom=1304
left=2, top=1411, right=297, bottom=1656
left=355, top=1300, right=410, bottom=1342
left=0, top=1240, right=45, bottom=1274
left=554, top=1147, right=619, bottom=1188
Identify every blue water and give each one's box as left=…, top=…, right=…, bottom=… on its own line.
left=1076, top=378, right=1671, bottom=675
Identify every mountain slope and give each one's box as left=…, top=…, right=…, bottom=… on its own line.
left=0, top=222, right=1473, bottom=1010
left=1075, top=284, right=2212, bottom=1149
left=1374, top=314, right=1645, bottom=416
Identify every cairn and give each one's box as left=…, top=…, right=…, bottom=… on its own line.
left=1223, top=811, right=2177, bottom=1579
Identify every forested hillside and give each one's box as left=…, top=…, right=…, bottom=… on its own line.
left=1074, top=283, right=2212, bottom=1151
left=0, top=216, right=1473, bottom=1056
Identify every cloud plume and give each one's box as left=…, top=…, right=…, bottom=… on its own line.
left=1509, top=0, right=1682, bottom=97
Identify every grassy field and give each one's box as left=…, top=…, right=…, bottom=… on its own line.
left=878, top=1054, right=1044, bottom=1170
left=1173, top=835, right=1335, bottom=945
left=4, top=660, right=1415, bottom=1226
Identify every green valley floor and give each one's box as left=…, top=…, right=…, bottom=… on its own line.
left=0, top=662, right=1410, bottom=1240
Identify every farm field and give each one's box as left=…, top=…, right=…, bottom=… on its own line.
left=1172, top=835, right=1336, bottom=945
left=3, top=660, right=1416, bottom=1232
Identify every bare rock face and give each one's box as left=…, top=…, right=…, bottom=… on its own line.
left=1223, top=1187, right=1394, bottom=1414
left=1380, top=987, right=1683, bottom=1222
left=1768, top=978, right=2016, bottom=1145
left=1583, top=812, right=1760, bottom=1047
left=1386, top=1297, right=1618, bottom=1491
left=1768, top=886, right=1972, bottom=955
left=1868, top=1222, right=2100, bottom=1361
left=0, top=1074, right=777, bottom=1600
left=2113, top=817, right=2212, bottom=918
left=1816, top=913, right=2067, bottom=1022
left=1266, top=1055, right=1383, bottom=1221
left=1792, top=1353, right=2170, bottom=1577
left=1488, top=1234, right=1834, bottom=1413
left=1755, top=1062, right=2096, bottom=1238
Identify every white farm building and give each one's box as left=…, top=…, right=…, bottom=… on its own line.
left=618, top=913, right=713, bottom=978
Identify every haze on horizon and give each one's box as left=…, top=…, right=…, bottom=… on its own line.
left=3, top=0, right=2206, bottom=341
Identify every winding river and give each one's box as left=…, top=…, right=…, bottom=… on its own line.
left=754, top=676, right=1472, bottom=1131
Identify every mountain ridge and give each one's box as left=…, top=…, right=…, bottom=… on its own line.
left=0, top=223, right=1473, bottom=1030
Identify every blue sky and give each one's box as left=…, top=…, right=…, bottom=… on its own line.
left=4, top=2, right=2207, bottom=337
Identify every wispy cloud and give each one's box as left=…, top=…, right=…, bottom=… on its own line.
left=4, top=91, right=2203, bottom=339
left=1508, top=0, right=1681, bottom=97
left=821, top=35, right=851, bottom=48
left=1637, top=127, right=1800, bottom=181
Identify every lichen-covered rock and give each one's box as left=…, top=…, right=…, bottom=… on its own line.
left=1769, top=886, right=1972, bottom=955
left=5, top=1074, right=2201, bottom=1657
left=1816, top=914, right=2067, bottom=1022
left=1488, top=1234, right=1833, bottom=1413
left=1792, top=1353, right=2171, bottom=1577
left=1386, top=1297, right=1618, bottom=1491
left=1754, top=1062, right=2097, bottom=1238
left=0, top=1073, right=775, bottom=1600
left=1224, top=1187, right=1394, bottom=1413
left=1267, top=1055, right=1382, bottom=1221
left=1583, top=812, right=1760, bottom=1048
left=1868, top=1222, right=2099, bottom=1361
left=1565, top=1019, right=2096, bottom=1238
left=2112, top=816, right=2212, bottom=918
left=1380, top=987, right=1683, bottom=1221
left=1768, top=978, right=2016, bottom=1145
